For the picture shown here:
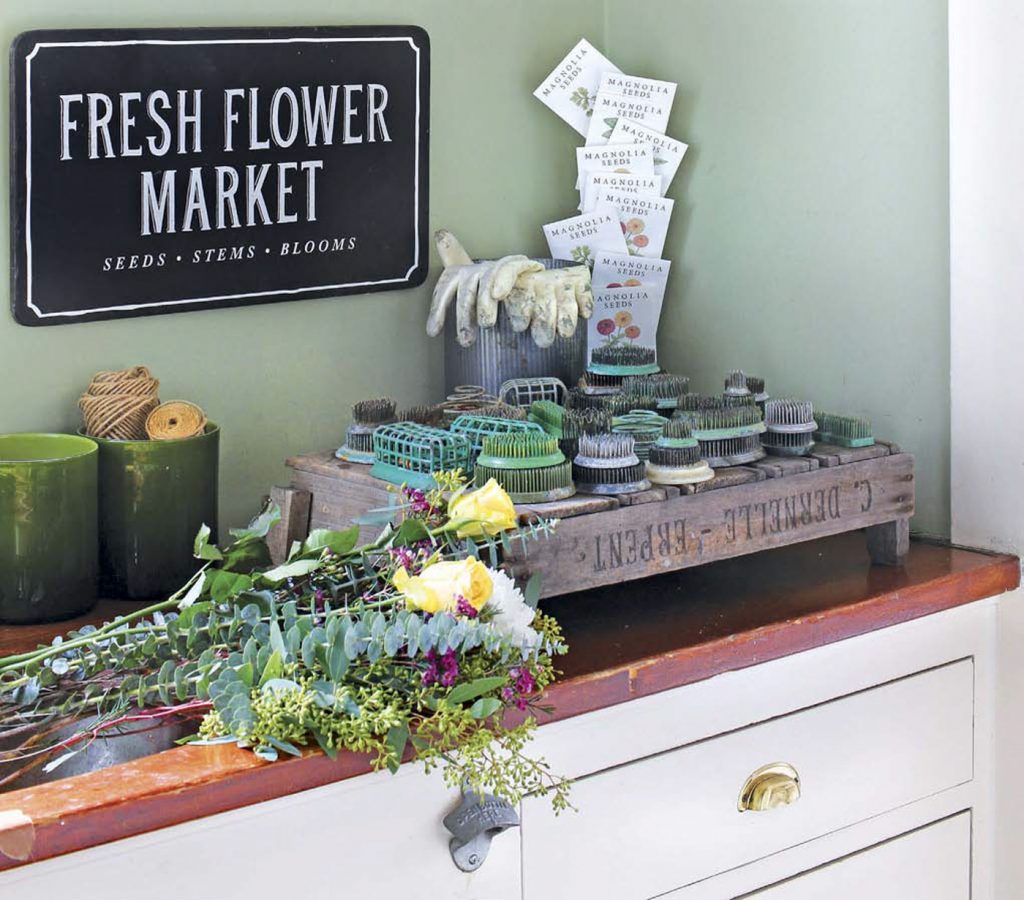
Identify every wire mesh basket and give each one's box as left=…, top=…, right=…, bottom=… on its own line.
left=448, top=415, right=546, bottom=473
left=499, top=377, right=568, bottom=408
left=370, top=423, right=473, bottom=489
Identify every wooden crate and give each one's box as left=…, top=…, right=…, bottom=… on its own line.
left=270, top=442, right=913, bottom=599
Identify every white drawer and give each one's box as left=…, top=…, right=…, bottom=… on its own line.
left=521, top=659, right=974, bottom=900
left=0, top=765, right=520, bottom=900
left=743, top=812, right=971, bottom=899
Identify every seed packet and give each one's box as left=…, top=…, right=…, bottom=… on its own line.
left=579, top=171, right=661, bottom=212
left=591, top=252, right=671, bottom=292
left=575, top=143, right=655, bottom=189
left=595, top=191, right=674, bottom=258
left=588, top=282, right=666, bottom=363
left=542, top=211, right=629, bottom=266
left=607, top=117, right=688, bottom=194
left=533, top=39, right=621, bottom=137
left=585, top=73, right=677, bottom=146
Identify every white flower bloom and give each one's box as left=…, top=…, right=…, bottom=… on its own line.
left=484, top=567, right=541, bottom=649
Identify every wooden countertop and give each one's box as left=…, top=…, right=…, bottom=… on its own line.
left=0, top=534, right=1017, bottom=869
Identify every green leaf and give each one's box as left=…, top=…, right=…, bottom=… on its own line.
left=229, top=503, right=281, bottom=541
left=312, top=730, right=338, bottom=760
left=327, top=639, right=349, bottom=682
left=259, top=558, right=322, bottom=584
left=15, top=677, right=40, bottom=706
left=301, top=527, right=360, bottom=558
left=343, top=622, right=369, bottom=660
left=445, top=676, right=507, bottom=706
left=469, top=697, right=502, bottom=719
left=265, top=735, right=302, bottom=757
left=174, top=665, right=189, bottom=701
left=208, top=570, right=254, bottom=605
left=269, top=620, right=287, bottom=659
left=242, top=636, right=259, bottom=667
left=183, top=735, right=238, bottom=747
left=193, top=524, right=223, bottom=561
left=390, top=518, right=431, bottom=548
left=258, top=650, right=284, bottom=687
left=236, top=661, right=254, bottom=688
left=523, top=572, right=542, bottom=609
left=385, top=723, right=409, bottom=773
left=237, top=590, right=277, bottom=618
left=222, top=540, right=272, bottom=574
left=261, top=678, right=300, bottom=696
left=254, top=745, right=278, bottom=762
left=157, top=659, right=176, bottom=705
left=383, top=624, right=404, bottom=657
left=301, top=633, right=317, bottom=669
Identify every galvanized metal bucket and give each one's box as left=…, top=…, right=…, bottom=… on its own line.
left=0, top=716, right=193, bottom=790
left=443, top=259, right=587, bottom=396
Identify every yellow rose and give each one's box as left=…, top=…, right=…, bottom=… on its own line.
left=392, top=558, right=493, bottom=615
left=447, top=478, right=517, bottom=538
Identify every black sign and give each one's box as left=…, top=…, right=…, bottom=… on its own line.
left=10, top=27, right=430, bottom=325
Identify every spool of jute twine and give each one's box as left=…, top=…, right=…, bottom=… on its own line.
left=146, top=400, right=208, bottom=441
left=80, top=366, right=161, bottom=440
left=86, top=365, right=159, bottom=397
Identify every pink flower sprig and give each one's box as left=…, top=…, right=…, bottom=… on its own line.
left=422, top=647, right=460, bottom=687
left=502, top=666, right=538, bottom=711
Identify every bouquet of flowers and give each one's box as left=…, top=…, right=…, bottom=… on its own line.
left=0, top=473, right=570, bottom=810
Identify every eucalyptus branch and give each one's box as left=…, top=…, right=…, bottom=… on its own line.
left=0, top=481, right=570, bottom=807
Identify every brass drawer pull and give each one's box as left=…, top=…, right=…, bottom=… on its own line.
left=738, top=762, right=801, bottom=812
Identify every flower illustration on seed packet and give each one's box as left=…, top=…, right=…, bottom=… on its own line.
left=621, top=217, right=649, bottom=255
left=596, top=309, right=641, bottom=346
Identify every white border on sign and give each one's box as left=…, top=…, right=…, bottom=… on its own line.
left=24, top=36, right=424, bottom=319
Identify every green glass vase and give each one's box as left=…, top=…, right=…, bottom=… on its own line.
left=0, top=433, right=99, bottom=624
left=90, top=424, right=219, bottom=600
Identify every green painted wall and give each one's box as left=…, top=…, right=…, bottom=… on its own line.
left=0, top=0, right=591, bottom=529
left=1, top=1, right=950, bottom=536
left=606, top=0, right=950, bottom=536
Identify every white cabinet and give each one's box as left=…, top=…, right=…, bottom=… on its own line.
left=0, top=596, right=999, bottom=900
left=743, top=813, right=972, bottom=900
left=520, top=660, right=974, bottom=900
left=0, top=766, right=521, bottom=900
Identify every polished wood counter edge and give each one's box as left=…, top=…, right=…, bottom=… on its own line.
left=0, top=534, right=1017, bottom=871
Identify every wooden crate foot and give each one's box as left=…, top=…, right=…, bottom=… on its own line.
left=866, top=518, right=910, bottom=566
left=267, top=486, right=312, bottom=564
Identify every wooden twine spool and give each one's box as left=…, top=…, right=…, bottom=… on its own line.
left=145, top=401, right=208, bottom=441
left=80, top=366, right=160, bottom=440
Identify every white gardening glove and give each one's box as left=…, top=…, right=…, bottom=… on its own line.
left=556, top=265, right=595, bottom=320
left=426, top=229, right=476, bottom=340
left=425, top=230, right=594, bottom=346
left=477, top=255, right=544, bottom=328
left=510, top=266, right=594, bottom=344
left=429, top=259, right=535, bottom=347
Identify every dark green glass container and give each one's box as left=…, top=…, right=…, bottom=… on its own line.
left=0, top=433, right=99, bottom=624
left=90, top=424, right=219, bottom=600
